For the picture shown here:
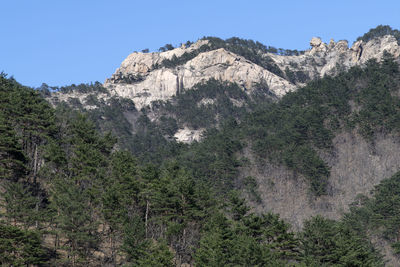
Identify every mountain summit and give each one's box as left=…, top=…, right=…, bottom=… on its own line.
left=103, top=34, right=400, bottom=109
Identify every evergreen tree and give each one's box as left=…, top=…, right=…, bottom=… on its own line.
left=0, top=113, right=26, bottom=180
left=1, top=181, right=39, bottom=228
left=50, top=178, right=99, bottom=265
left=122, top=215, right=149, bottom=265
left=135, top=240, right=174, bottom=267
left=103, top=151, right=141, bottom=264
left=301, top=216, right=383, bottom=266
left=0, top=222, right=48, bottom=266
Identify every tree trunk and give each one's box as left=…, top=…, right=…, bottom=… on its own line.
left=110, top=229, right=116, bottom=266
left=145, top=199, right=149, bottom=238
left=33, top=144, right=38, bottom=184
left=54, top=233, right=58, bottom=251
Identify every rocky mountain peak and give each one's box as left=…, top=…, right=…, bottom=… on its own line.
left=309, top=37, right=328, bottom=54
left=106, top=40, right=211, bottom=82
left=103, top=40, right=295, bottom=109
left=103, top=34, right=400, bottom=110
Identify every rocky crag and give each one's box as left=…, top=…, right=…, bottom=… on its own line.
left=47, top=34, right=400, bottom=144
left=104, top=35, right=400, bottom=109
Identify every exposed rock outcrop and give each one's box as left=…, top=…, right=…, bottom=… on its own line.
left=309, top=37, right=328, bottom=54
left=351, top=40, right=363, bottom=62
left=174, top=127, right=204, bottom=143
left=105, top=48, right=295, bottom=109
left=104, top=35, right=400, bottom=110
left=108, top=40, right=210, bottom=80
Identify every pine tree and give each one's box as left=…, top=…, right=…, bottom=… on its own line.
left=135, top=240, right=174, bottom=267
left=50, top=178, right=99, bottom=266
left=0, top=113, right=26, bottom=180
left=122, top=215, right=148, bottom=265
left=0, top=222, right=47, bottom=266
left=1, top=181, right=38, bottom=228
left=103, top=150, right=140, bottom=264
left=301, top=216, right=383, bottom=266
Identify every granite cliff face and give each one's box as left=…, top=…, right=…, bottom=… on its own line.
left=104, top=44, right=295, bottom=109
left=104, top=35, right=400, bottom=109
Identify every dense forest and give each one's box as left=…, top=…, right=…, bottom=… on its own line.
left=1, top=27, right=400, bottom=265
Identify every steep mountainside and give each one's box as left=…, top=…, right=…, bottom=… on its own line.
left=102, top=35, right=400, bottom=109
left=46, top=30, right=400, bottom=143
left=244, top=131, right=400, bottom=230
left=4, top=25, right=400, bottom=266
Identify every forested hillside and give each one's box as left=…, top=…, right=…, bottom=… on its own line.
left=2, top=27, right=400, bottom=266
left=0, top=65, right=391, bottom=266
left=0, top=57, right=398, bottom=266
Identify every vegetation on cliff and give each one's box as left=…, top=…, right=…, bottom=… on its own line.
left=357, top=24, right=400, bottom=44
left=2, top=26, right=400, bottom=265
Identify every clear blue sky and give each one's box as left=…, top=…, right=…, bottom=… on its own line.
left=2, top=0, right=400, bottom=87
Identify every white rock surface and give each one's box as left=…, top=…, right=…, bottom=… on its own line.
left=106, top=40, right=210, bottom=78
left=271, top=35, right=400, bottom=81
left=197, top=98, right=215, bottom=107
left=174, top=127, right=204, bottom=143
left=105, top=47, right=295, bottom=109
left=46, top=91, right=111, bottom=109
left=104, top=35, right=400, bottom=110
